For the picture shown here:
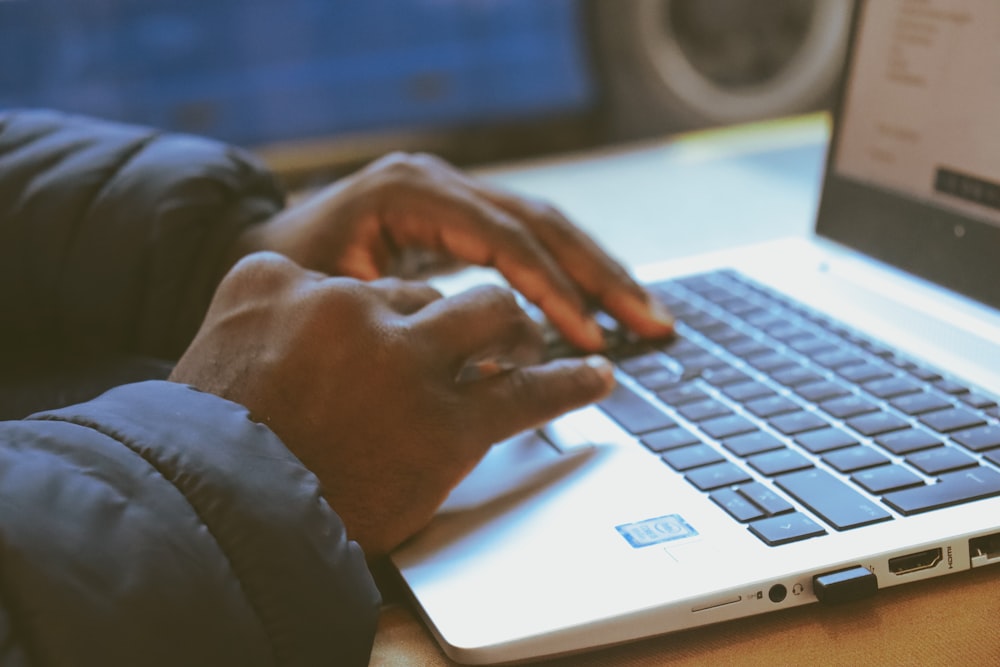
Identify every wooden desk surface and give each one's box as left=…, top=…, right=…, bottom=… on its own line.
left=369, top=116, right=1000, bottom=665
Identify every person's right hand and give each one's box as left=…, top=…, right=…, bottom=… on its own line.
left=169, top=252, right=616, bottom=556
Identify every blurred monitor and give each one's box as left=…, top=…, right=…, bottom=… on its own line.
left=0, top=0, right=601, bottom=185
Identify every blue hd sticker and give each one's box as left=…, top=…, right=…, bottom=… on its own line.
left=616, top=514, right=698, bottom=548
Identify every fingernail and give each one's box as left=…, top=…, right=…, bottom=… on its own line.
left=650, top=300, right=675, bottom=329
left=584, top=355, right=615, bottom=384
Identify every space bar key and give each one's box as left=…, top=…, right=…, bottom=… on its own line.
left=776, top=469, right=892, bottom=531
left=883, top=467, right=1000, bottom=516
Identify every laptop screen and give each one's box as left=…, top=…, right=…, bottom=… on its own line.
left=817, top=0, right=1000, bottom=308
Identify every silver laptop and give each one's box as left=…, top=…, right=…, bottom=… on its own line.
left=391, top=1, right=1000, bottom=663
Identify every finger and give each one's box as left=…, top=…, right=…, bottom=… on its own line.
left=368, top=277, right=442, bottom=314
left=381, top=189, right=606, bottom=351
left=412, top=284, right=545, bottom=375
left=475, top=187, right=675, bottom=340
left=468, top=355, right=616, bottom=444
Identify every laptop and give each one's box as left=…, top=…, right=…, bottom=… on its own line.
left=390, top=1, right=1000, bottom=663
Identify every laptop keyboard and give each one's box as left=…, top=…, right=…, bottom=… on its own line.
left=587, top=270, right=1000, bottom=547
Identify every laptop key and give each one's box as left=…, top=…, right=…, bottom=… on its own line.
left=906, top=446, right=978, bottom=475
left=875, top=428, right=942, bottom=455
left=770, top=411, right=829, bottom=435
left=883, top=467, right=1000, bottom=515
left=846, top=411, right=909, bottom=437
left=662, top=444, right=725, bottom=471
left=598, top=384, right=675, bottom=434
left=795, top=380, right=851, bottom=403
left=795, top=427, right=858, bottom=454
left=820, top=394, right=880, bottom=419
left=919, top=407, right=986, bottom=433
left=950, top=423, right=1000, bottom=452
left=822, top=445, right=890, bottom=473
left=863, top=375, right=922, bottom=399
left=640, top=426, right=701, bottom=453
left=891, top=391, right=953, bottom=415
left=776, top=469, right=892, bottom=530
left=699, top=414, right=758, bottom=440
left=748, top=449, right=813, bottom=477
left=723, top=431, right=784, bottom=457
left=686, top=462, right=752, bottom=491
left=711, top=488, right=766, bottom=522
left=852, top=465, right=924, bottom=494
left=749, top=512, right=827, bottom=546
left=738, top=481, right=795, bottom=515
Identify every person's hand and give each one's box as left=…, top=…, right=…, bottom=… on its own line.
left=230, top=152, right=674, bottom=352
left=170, top=252, right=616, bottom=556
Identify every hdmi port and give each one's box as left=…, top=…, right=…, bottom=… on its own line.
left=888, top=548, right=943, bottom=575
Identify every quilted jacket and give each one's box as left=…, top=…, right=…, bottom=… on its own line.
left=0, top=110, right=381, bottom=666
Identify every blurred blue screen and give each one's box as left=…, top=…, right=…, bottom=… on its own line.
left=0, top=0, right=596, bottom=147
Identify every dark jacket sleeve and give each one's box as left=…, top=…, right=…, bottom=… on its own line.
left=0, top=381, right=381, bottom=666
left=0, top=108, right=285, bottom=365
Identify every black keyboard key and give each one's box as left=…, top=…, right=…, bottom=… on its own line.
left=934, top=378, right=969, bottom=395
left=891, top=391, right=952, bottom=416
left=727, top=338, right=775, bottom=358
left=776, top=469, right=892, bottom=530
left=723, top=431, right=784, bottom=457
left=795, top=427, right=858, bottom=454
left=919, top=407, right=986, bottom=433
left=701, top=366, right=751, bottom=387
left=749, top=449, right=813, bottom=476
left=770, top=411, right=829, bottom=435
left=749, top=512, right=827, bottom=546
left=745, top=395, right=800, bottom=418
left=747, top=351, right=797, bottom=373
left=788, top=335, right=838, bottom=355
left=951, top=424, right=1000, bottom=452
left=662, top=444, right=725, bottom=471
left=852, top=465, right=924, bottom=494
left=838, top=362, right=893, bottom=384
left=636, top=368, right=685, bottom=391
left=599, top=384, right=675, bottom=434
left=640, top=426, right=702, bottom=452
left=846, top=411, right=910, bottom=437
left=619, top=353, right=671, bottom=377
left=711, top=488, right=766, bottom=522
left=875, top=428, right=942, bottom=455
left=686, top=462, right=752, bottom=491
left=985, top=450, right=1000, bottom=468
left=960, top=392, right=998, bottom=410
left=678, top=399, right=732, bottom=422
left=906, top=446, right=978, bottom=475
left=820, top=395, right=880, bottom=419
left=722, top=381, right=775, bottom=403
left=883, top=467, right=1000, bottom=515
left=796, top=381, right=851, bottom=403
left=822, top=445, right=890, bottom=473
left=908, top=365, right=943, bottom=382
left=863, top=376, right=922, bottom=399
left=813, top=348, right=866, bottom=370
left=700, top=414, right=757, bottom=440
left=771, top=364, right=824, bottom=388
left=739, top=481, right=795, bottom=515
left=657, top=385, right=709, bottom=407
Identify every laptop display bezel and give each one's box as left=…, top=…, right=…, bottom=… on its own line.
left=815, top=0, right=1000, bottom=310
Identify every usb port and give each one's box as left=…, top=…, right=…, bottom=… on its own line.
left=970, top=532, right=1000, bottom=568
left=888, top=548, right=943, bottom=575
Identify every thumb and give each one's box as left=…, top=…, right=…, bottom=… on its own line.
left=470, top=356, right=616, bottom=445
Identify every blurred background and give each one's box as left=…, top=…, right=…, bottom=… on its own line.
left=0, top=0, right=851, bottom=189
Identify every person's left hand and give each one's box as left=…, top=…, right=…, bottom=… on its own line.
left=229, top=152, right=674, bottom=352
